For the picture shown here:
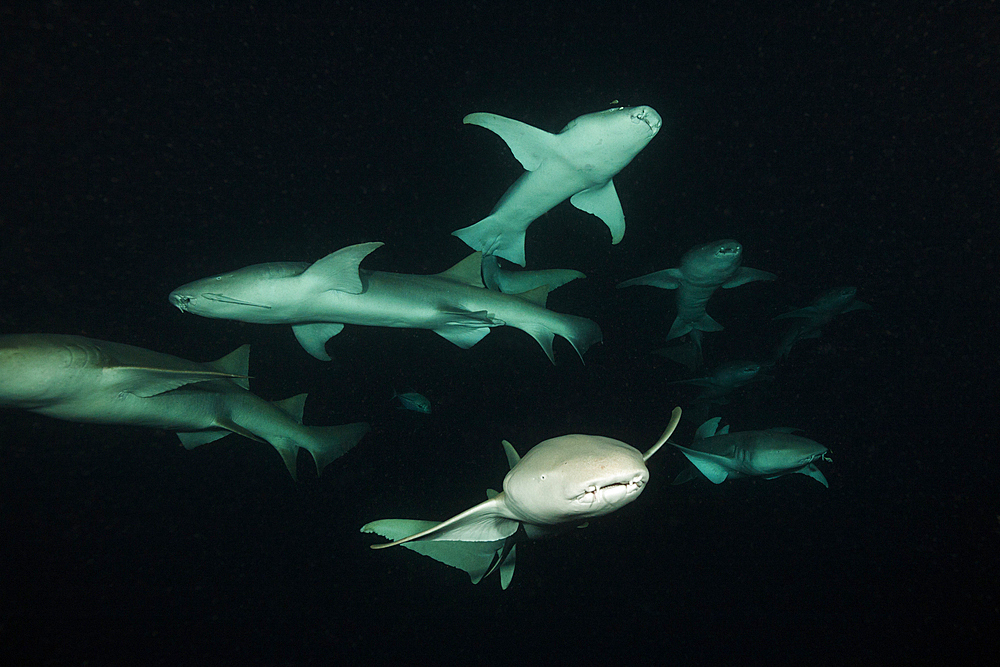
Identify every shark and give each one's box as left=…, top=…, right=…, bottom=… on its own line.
left=361, top=407, right=683, bottom=589
left=0, top=334, right=370, bottom=480
left=771, top=286, right=873, bottom=362
left=480, top=254, right=585, bottom=294
left=169, top=243, right=602, bottom=364
left=671, top=417, right=829, bottom=487
left=618, top=239, right=776, bottom=366
left=668, top=360, right=771, bottom=405
left=454, top=105, right=662, bottom=266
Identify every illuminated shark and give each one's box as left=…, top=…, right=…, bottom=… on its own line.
left=169, top=244, right=602, bottom=364
left=362, top=407, right=682, bottom=589
left=668, top=360, right=770, bottom=405
left=772, top=286, right=873, bottom=362
left=619, top=239, right=776, bottom=366
left=454, top=105, right=662, bottom=266
left=671, top=417, right=829, bottom=487
left=0, top=334, right=369, bottom=479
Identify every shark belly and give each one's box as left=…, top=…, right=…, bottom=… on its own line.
left=28, top=380, right=228, bottom=432
left=306, top=272, right=489, bottom=330
left=670, top=281, right=723, bottom=338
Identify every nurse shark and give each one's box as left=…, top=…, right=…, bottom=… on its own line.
left=0, top=334, right=369, bottom=480
left=454, top=105, right=662, bottom=266
left=619, top=239, right=776, bottom=366
left=771, top=286, right=873, bottom=362
left=362, top=407, right=682, bottom=589
left=671, top=417, right=830, bottom=487
left=169, top=244, right=602, bottom=364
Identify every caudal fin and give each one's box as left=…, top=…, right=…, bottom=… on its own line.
left=276, top=421, right=371, bottom=481
left=519, top=313, right=602, bottom=364
left=453, top=214, right=527, bottom=266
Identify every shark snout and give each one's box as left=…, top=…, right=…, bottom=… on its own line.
left=632, top=106, right=662, bottom=133
left=169, top=292, right=191, bottom=312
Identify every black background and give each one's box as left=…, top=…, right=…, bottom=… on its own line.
left=1, top=1, right=997, bottom=664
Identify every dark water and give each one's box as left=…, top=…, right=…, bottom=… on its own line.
left=1, top=2, right=996, bottom=664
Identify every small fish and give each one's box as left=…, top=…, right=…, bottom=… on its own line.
left=393, top=390, right=431, bottom=414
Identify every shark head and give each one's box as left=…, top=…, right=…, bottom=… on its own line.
left=169, top=262, right=308, bottom=319
left=560, top=105, right=662, bottom=161
left=741, top=432, right=829, bottom=476
left=712, top=360, right=763, bottom=386
left=814, top=286, right=858, bottom=310
left=681, top=239, right=744, bottom=283
left=501, top=434, right=650, bottom=526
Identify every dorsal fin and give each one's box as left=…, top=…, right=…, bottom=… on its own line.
left=273, top=393, right=307, bottom=423
left=300, top=242, right=383, bottom=294
left=205, top=345, right=250, bottom=390
left=436, top=252, right=485, bottom=288
left=514, top=284, right=550, bottom=307
left=694, top=417, right=723, bottom=440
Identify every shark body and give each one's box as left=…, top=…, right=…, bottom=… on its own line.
left=454, top=105, right=662, bottom=266
left=362, top=407, right=682, bottom=589
left=668, top=360, right=770, bottom=405
left=0, top=334, right=369, bottom=479
left=671, top=417, right=829, bottom=487
left=772, top=286, right=872, bottom=362
left=170, top=243, right=602, bottom=364
left=481, top=254, right=585, bottom=294
left=618, top=240, right=776, bottom=366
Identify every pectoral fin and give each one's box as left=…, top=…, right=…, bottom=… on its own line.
left=365, top=495, right=518, bottom=549
left=618, top=268, right=683, bottom=290
left=362, top=519, right=509, bottom=585
left=570, top=179, right=626, bottom=244
left=463, top=113, right=554, bottom=171
left=670, top=443, right=733, bottom=484
left=722, top=267, right=777, bottom=288
left=292, top=323, right=345, bottom=361
left=797, top=464, right=829, bottom=488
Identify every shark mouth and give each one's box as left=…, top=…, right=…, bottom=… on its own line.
left=169, top=294, right=191, bottom=312
left=632, top=108, right=662, bottom=133
left=578, top=475, right=645, bottom=506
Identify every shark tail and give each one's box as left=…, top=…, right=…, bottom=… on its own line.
left=275, top=421, right=371, bottom=481
left=667, top=313, right=723, bottom=340
left=653, top=334, right=703, bottom=372
left=453, top=214, right=527, bottom=267
left=519, top=313, right=602, bottom=364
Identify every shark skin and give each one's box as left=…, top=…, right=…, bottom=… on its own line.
left=361, top=407, right=682, bottom=589
left=618, top=240, right=776, bottom=366
left=771, top=286, right=873, bottom=362
left=0, top=334, right=370, bottom=480
left=671, top=417, right=829, bottom=487
left=169, top=244, right=602, bottom=365
left=668, top=360, right=770, bottom=405
left=480, top=253, right=585, bottom=294
left=454, top=105, right=662, bottom=266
